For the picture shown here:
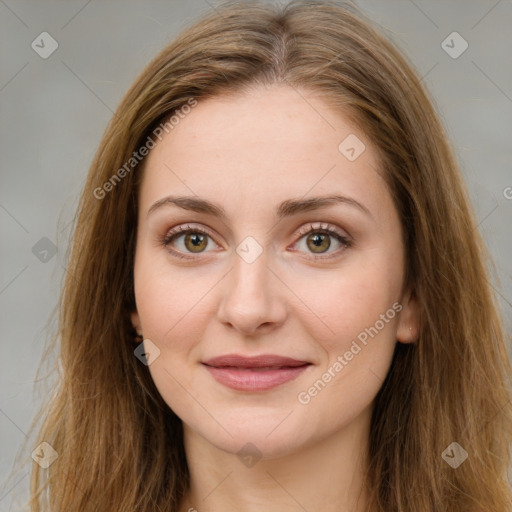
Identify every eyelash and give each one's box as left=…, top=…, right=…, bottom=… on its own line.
left=161, top=224, right=214, bottom=260
left=294, top=223, right=352, bottom=259
left=160, top=222, right=352, bottom=261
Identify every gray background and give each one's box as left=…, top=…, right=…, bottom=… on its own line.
left=1, top=0, right=511, bottom=509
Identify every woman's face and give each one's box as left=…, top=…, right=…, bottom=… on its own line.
left=131, top=84, right=418, bottom=458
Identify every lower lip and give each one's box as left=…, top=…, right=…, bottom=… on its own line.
left=203, top=364, right=311, bottom=391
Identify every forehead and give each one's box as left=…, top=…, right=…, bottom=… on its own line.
left=139, top=84, right=392, bottom=219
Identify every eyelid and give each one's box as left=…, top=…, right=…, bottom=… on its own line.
left=293, top=221, right=350, bottom=242
left=289, top=222, right=352, bottom=259
left=160, top=223, right=222, bottom=258
left=163, top=223, right=217, bottom=242
left=161, top=221, right=352, bottom=260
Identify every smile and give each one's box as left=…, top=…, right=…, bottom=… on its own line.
left=202, top=354, right=312, bottom=391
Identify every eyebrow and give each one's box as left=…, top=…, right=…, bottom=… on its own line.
left=147, top=194, right=372, bottom=220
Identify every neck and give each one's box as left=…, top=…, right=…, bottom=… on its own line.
left=178, top=405, right=373, bottom=512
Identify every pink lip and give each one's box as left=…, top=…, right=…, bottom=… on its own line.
left=202, top=354, right=312, bottom=391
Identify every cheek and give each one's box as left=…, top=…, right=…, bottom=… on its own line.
left=133, top=260, right=214, bottom=413
left=133, top=253, right=219, bottom=347
left=287, top=253, right=403, bottom=355
left=291, top=263, right=402, bottom=421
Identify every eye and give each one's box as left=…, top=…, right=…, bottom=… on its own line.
left=292, top=223, right=352, bottom=259
left=160, top=222, right=352, bottom=261
left=161, top=224, right=219, bottom=259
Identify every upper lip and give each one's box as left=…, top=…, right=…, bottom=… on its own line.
left=202, top=354, right=311, bottom=368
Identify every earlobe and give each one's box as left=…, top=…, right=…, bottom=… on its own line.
left=131, top=310, right=142, bottom=333
left=396, top=287, right=420, bottom=344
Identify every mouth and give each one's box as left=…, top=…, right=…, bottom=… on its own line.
left=202, top=354, right=312, bottom=391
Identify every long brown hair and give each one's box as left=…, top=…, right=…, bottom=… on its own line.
left=21, top=0, right=512, bottom=510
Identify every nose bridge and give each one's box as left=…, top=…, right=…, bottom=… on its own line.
left=231, top=249, right=270, bottom=297
left=216, top=244, right=286, bottom=333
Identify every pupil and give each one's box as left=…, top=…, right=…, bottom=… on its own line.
left=308, top=233, right=330, bottom=253
left=312, top=234, right=323, bottom=246
left=190, top=234, right=203, bottom=246
left=186, top=233, right=207, bottom=252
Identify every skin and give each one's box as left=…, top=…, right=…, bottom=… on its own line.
left=131, top=84, right=419, bottom=512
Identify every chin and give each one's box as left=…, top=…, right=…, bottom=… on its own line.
left=184, top=410, right=316, bottom=461
left=216, top=432, right=305, bottom=461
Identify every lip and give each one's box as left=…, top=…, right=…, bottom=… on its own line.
left=202, top=354, right=312, bottom=391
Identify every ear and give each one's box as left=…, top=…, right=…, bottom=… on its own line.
left=396, top=286, right=420, bottom=344
left=131, top=310, right=142, bottom=335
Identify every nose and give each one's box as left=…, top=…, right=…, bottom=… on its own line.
left=216, top=247, right=288, bottom=336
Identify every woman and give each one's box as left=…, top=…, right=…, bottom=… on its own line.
left=27, top=0, right=512, bottom=510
